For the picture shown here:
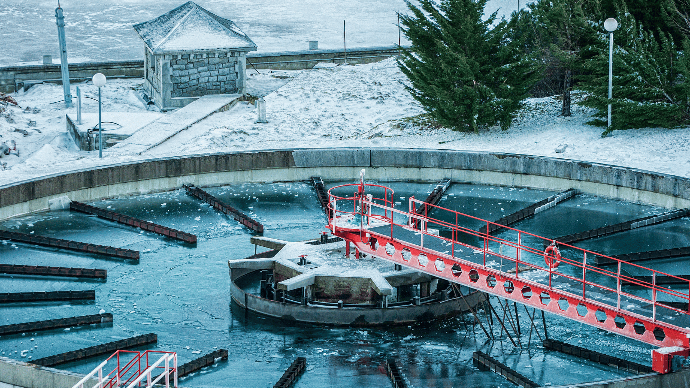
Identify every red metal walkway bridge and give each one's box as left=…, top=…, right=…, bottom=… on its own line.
left=327, top=180, right=690, bottom=374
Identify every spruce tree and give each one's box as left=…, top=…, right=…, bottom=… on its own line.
left=579, top=7, right=690, bottom=134
left=528, top=0, right=599, bottom=116
left=397, top=0, right=540, bottom=132
left=663, top=0, right=690, bottom=38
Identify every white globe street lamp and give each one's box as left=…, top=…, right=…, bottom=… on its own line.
left=604, top=18, right=618, bottom=130
left=92, top=73, right=106, bottom=158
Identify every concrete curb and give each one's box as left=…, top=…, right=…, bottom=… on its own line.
left=0, top=356, right=97, bottom=388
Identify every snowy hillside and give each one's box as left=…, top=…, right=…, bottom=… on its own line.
left=1, top=57, right=688, bottom=188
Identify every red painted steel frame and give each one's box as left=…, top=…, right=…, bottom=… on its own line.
left=101, top=350, right=177, bottom=388
left=328, top=183, right=690, bottom=373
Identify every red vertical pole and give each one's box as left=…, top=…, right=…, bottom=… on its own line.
left=452, top=229, right=455, bottom=258
left=515, top=232, right=520, bottom=277
left=483, top=222, right=488, bottom=266
left=617, top=261, right=622, bottom=310
left=582, top=253, right=587, bottom=299
left=346, top=241, right=350, bottom=257
left=652, top=272, right=657, bottom=321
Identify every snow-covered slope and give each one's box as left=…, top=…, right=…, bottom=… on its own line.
left=1, top=58, right=688, bottom=188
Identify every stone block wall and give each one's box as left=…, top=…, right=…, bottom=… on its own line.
left=169, top=51, right=240, bottom=97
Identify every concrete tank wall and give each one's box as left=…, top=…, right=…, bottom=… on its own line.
left=552, top=367, right=690, bottom=388
left=0, top=356, right=97, bottom=388
left=1, top=148, right=689, bottom=221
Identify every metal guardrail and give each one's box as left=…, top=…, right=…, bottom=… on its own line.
left=328, top=182, right=690, bottom=373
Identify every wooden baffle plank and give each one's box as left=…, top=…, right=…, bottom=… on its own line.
left=32, top=333, right=157, bottom=367
left=70, top=201, right=197, bottom=244
left=0, top=290, right=95, bottom=303
left=554, top=208, right=690, bottom=245
left=543, top=338, right=652, bottom=374
left=0, top=229, right=139, bottom=261
left=472, top=351, right=539, bottom=388
left=0, top=313, right=113, bottom=336
left=415, top=178, right=452, bottom=216
left=595, top=246, right=690, bottom=265
left=479, top=189, right=578, bottom=235
left=163, top=349, right=229, bottom=379
left=273, top=357, right=306, bottom=388
left=183, top=184, right=263, bottom=234
left=412, top=179, right=452, bottom=229
left=385, top=358, right=407, bottom=388
left=310, top=177, right=331, bottom=217
left=0, top=264, right=107, bottom=279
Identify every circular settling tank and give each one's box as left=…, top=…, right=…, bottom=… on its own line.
left=1, top=179, right=689, bottom=387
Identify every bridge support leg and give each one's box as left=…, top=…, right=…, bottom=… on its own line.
left=454, top=285, right=492, bottom=340
left=487, top=300, right=518, bottom=348
left=514, top=303, right=521, bottom=336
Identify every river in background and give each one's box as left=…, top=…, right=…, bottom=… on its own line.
left=0, top=0, right=530, bottom=66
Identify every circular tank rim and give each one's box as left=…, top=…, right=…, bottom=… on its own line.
left=1, top=148, right=689, bottom=387
left=1, top=148, right=689, bottom=220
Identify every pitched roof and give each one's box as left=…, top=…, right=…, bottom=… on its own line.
left=133, top=1, right=257, bottom=53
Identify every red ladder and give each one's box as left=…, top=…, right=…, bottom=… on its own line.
left=327, top=182, right=690, bottom=374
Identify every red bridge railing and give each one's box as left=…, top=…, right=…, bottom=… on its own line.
left=328, top=182, right=690, bottom=373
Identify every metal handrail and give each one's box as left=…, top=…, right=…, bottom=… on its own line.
left=328, top=183, right=690, bottom=332
left=78, top=350, right=178, bottom=388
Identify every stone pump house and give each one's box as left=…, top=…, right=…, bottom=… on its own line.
left=133, top=1, right=257, bottom=110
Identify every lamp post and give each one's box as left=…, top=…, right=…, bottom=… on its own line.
left=92, top=73, right=106, bottom=158
left=604, top=18, right=618, bottom=130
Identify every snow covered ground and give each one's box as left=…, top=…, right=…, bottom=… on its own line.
left=1, top=57, right=689, bottom=189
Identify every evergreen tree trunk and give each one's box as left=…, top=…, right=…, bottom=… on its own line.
left=562, top=68, right=572, bottom=116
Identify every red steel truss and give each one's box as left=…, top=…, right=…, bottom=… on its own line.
left=327, top=182, right=690, bottom=373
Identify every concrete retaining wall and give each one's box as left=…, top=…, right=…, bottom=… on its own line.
left=65, top=115, right=93, bottom=151
left=1, top=148, right=689, bottom=221
left=0, top=46, right=399, bottom=93
left=0, top=356, right=97, bottom=388
left=553, top=367, right=690, bottom=388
